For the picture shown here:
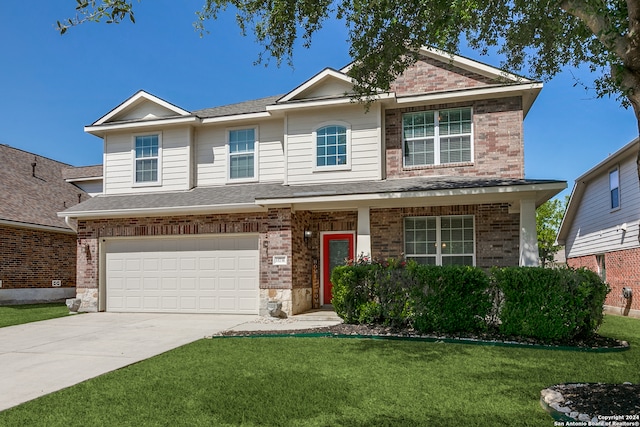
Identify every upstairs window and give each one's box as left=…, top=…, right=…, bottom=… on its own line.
left=228, top=128, right=256, bottom=181
left=314, top=123, right=350, bottom=170
left=134, top=134, right=159, bottom=183
left=405, top=215, right=475, bottom=266
left=403, top=107, right=472, bottom=167
left=609, top=167, right=620, bottom=210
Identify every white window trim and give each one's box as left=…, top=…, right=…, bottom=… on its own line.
left=226, top=126, right=259, bottom=183
left=131, top=132, right=162, bottom=187
left=402, top=107, right=474, bottom=168
left=609, top=166, right=621, bottom=211
left=404, top=215, right=476, bottom=266
left=312, top=121, right=352, bottom=172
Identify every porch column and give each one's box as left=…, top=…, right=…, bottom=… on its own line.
left=519, top=199, right=539, bottom=266
left=357, top=206, right=371, bottom=259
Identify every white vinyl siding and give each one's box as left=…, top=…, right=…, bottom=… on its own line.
left=104, top=127, right=192, bottom=194
left=196, top=120, right=284, bottom=186
left=286, top=104, right=381, bottom=184
left=565, top=155, right=640, bottom=258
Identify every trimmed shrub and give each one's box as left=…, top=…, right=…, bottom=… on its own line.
left=331, top=263, right=381, bottom=324
left=493, top=267, right=609, bottom=341
left=409, top=264, right=492, bottom=334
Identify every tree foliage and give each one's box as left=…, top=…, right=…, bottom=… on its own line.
left=60, top=0, right=640, bottom=121
left=536, top=196, right=568, bottom=267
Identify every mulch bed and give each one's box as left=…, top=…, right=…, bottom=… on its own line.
left=220, top=322, right=636, bottom=418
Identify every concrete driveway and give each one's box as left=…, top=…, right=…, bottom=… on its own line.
left=0, top=312, right=256, bottom=412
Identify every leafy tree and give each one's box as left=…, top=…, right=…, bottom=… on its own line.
left=59, top=1, right=640, bottom=174
left=536, top=196, right=568, bottom=268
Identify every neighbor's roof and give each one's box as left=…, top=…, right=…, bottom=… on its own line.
left=0, top=144, right=88, bottom=231
left=60, top=177, right=565, bottom=218
left=62, top=164, right=103, bottom=181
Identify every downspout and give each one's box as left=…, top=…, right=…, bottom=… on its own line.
left=64, top=215, right=77, bottom=233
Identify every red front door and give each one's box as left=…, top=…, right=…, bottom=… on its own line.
left=322, top=233, right=355, bottom=305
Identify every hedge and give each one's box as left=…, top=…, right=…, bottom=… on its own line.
left=331, top=261, right=609, bottom=342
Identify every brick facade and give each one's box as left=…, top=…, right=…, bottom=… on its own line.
left=0, top=225, right=76, bottom=289
left=385, top=97, right=524, bottom=179
left=390, top=54, right=497, bottom=96
left=568, top=248, right=640, bottom=316
left=370, top=203, right=519, bottom=268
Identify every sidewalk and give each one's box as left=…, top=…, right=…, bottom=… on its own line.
left=227, top=308, right=343, bottom=332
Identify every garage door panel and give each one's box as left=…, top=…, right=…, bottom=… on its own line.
left=106, top=236, right=259, bottom=314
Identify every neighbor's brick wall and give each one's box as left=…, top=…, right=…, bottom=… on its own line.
left=385, top=97, right=524, bottom=179
left=390, top=54, right=497, bottom=96
left=370, top=203, right=520, bottom=268
left=76, top=209, right=295, bottom=295
left=0, top=225, right=76, bottom=289
left=568, top=248, right=640, bottom=313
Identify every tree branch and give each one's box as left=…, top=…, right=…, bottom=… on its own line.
left=559, top=0, right=628, bottom=60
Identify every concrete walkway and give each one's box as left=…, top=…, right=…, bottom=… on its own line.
left=0, top=310, right=342, bottom=412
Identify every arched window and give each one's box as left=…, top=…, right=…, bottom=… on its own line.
left=316, top=125, right=348, bottom=167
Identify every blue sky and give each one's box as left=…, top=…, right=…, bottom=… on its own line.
left=1, top=1, right=638, bottom=199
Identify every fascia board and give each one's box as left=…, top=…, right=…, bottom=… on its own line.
left=0, top=219, right=75, bottom=234
left=85, top=116, right=199, bottom=135
left=267, top=93, right=395, bottom=112
left=200, top=112, right=272, bottom=125
left=419, top=47, right=529, bottom=82
left=257, top=182, right=567, bottom=207
left=93, top=90, right=191, bottom=126
left=395, top=83, right=543, bottom=109
left=58, top=203, right=268, bottom=219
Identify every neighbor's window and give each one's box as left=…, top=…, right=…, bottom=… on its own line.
left=404, top=215, right=475, bottom=266
left=596, top=254, right=606, bottom=282
left=315, top=124, right=349, bottom=168
left=609, top=167, right=620, bottom=209
left=134, top=134, right=159, bottom=183
left=403, top=107, right=472, bottom=167
left=229, top=128, right=256, bottom=180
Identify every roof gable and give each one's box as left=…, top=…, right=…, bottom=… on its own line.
left=278, top=68, right=353, bottom=103
left=93, top=90, right=191, bottom=125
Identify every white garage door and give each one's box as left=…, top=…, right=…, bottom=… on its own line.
left=105, top=235, right=259, bottom=314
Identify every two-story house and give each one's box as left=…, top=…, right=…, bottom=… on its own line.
left=59, top=47, right=566, bottom=316
left=558, top=138, right=640, bottom=318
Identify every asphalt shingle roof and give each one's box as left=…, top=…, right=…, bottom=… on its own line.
left=192, top=95, right=283, bottom=119
left=61, top=177, right=564, bottom=216
left=0, top=145, right=88, bottom=230
left=62, top=165, right=103, bottom=180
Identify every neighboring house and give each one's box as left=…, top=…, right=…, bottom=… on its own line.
left=0, top=144, right=89, bottom=304
left=558, top=138, right=640, bottom=318
left=59, top=47, right=566, bottom=316
left=62, top=165, right=104, bottom=197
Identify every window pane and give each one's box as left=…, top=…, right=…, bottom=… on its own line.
left=230, top=154, right=255, bottom=179
left=135, top=159, right=157, bottom=182
left=440, top=136, right=471, bottom=164
left=229, top=129, right=255, bottom=153
left=316, top=125, right=347, bottom=167
left=609, top=169, right=620, bottom=209
left=135, top=135, right=158, bottom=158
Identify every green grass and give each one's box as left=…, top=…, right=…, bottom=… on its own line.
left=1, top=315, right=639, bottom=426
left=0, top=303, right=70, bottom=328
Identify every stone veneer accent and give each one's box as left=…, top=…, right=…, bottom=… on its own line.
left=0, top=225, right=76, bottom=291
left=385, top=97, right=524, bottom=180
left=568, top=248, right=640, bottom=317
left=370, top=204, right=520, bottom=269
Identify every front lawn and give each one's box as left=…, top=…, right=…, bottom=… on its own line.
left=1, top=315, right=638, bottom=426
left=0, top=303, right=70, bottom=328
